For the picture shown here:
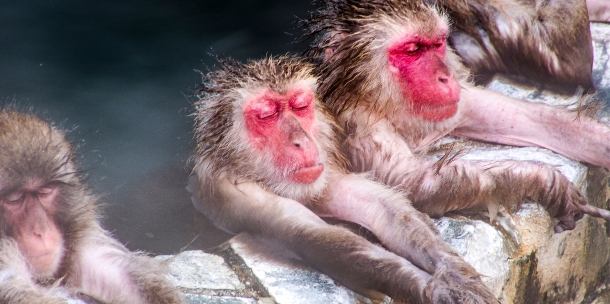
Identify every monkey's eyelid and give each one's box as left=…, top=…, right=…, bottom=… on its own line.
left=258, top=111, right=279, bottom=119
left=37, top=187, right=54, bottom=196
left=4, top=192, right=24, bottom=203
left=292, top=105, right=309, bottom=110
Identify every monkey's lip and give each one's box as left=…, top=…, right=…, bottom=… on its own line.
left=288, top=163, right=325, bottom=184
left=417, top=103, right=459, bottom=121
left=25, top=250, right=62, bottom=275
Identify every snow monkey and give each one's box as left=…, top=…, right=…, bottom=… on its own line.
left=0, top=108, right=185, bottom=304
left=188, top=55, right=500, bottom=303
left=305, top=0, right=610, bottom=232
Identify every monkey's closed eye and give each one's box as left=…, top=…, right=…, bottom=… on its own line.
left=37, top=187, right=54, bottom=198
left=403, top=43, right=420, bottom=54
left=292, top=104, right=309, bottom=111
left=4, top=192, right=24, bottom=204
left=258, top=110, right=279, bottom=120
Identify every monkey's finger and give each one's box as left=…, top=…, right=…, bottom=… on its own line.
left=579, top=204, right=610, bottom=221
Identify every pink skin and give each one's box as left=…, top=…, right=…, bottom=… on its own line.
left=587, top=0, right=610, bottom=22
left=243, top=89, right=324, bottom=184
left=387, top=32, right=461, bottom=121
left=2, top=183, right=64, bottom=276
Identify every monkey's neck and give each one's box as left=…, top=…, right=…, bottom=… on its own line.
left=341, top=103, right=462, bottom=151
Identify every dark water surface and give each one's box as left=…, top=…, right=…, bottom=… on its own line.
left=1, top=0, right=314, bottom=254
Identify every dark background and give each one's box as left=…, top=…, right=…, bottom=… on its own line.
left=0, top=0, right=315, bottom=254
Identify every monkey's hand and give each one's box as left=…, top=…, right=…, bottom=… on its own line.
left=481, top=160, right=610, bottom=233
left=320, top=173, right=498, bottom=303
left=425, top=278, right=499, bottom=304
left=544, top=178, right=610, bottom=233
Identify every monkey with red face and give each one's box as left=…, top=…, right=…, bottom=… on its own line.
left=0, top=108, right=184, bottom=304
left=305, top=0, right=610, bottom=232
left=189, top=55, right=500, bottom=303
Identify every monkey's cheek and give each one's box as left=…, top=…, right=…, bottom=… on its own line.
left=287, top=164, right=325, bottom=184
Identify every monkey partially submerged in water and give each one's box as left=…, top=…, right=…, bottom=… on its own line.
left=0, top=108, right=184, bottom=304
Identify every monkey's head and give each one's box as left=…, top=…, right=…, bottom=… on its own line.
left=192, top=56, right=346, bottom=202
left=0, top=109, right=93, bottom=280
left=306, top=0, right=467, bottom=123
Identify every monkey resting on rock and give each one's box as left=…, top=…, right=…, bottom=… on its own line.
left=188, top=55, right=610, bottom=303
left=306, top=0, right=610, bottom=232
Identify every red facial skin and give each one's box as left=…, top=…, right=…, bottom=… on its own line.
left=243, top=89, right=324, bottom=184
left=2, top=183, right=64, bottom=276
left=387, top=32, right=461, bottom=121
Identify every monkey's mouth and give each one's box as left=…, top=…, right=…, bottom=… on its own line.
left=288, top=163, right=325, bottom=184
left=415, top=102, right=459, bottom=121
left=25, top=250, right=63, bottom=277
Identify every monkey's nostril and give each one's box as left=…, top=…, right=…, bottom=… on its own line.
left=438, top=77, right=448, bottom=84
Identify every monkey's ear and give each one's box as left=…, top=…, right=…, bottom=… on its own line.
left=324, top=48, right=336, bottom=60
left=323, top=33, right=348, bottom=61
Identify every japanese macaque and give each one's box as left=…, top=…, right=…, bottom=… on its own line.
left=305, top=0, right=610, bottom=232
left=188, top=55, right=499, bottom=303
left=424, top=0, right=595, bottom=91
left=0, top=108, right=184, bottom=304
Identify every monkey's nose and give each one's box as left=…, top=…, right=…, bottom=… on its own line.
left=292, top=136, right=309, bottom=148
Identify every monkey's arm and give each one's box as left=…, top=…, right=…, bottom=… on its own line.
left=588, top=0, right=610, bottom=22
left=346, top=114, right=608, bottom=231
left=189, top=174, right=472, bottom=303
left=317, top=173, right=497, bottom=302
left=0, top=240, right=67, bottom=304
left=453, top=86, right=610, bottom=169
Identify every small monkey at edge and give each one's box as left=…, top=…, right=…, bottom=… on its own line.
left=0, top=108, right=185, bottom=304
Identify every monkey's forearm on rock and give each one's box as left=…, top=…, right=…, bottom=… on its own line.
left=191, top=175, right=440, bottom=303
left=455, top=87, right=610, bottom=169
left=348, top=131, right=588, bottom=226
left=322, top=173, right=482, bottom=277
left=190, top=175, right=327, bottom=233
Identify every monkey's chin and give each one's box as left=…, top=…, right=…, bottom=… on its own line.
left=416, top=103, right=458, bottom=122
left=288, top=164, right=325, bottom=184
left=27, top=247, right=64, bottom=279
